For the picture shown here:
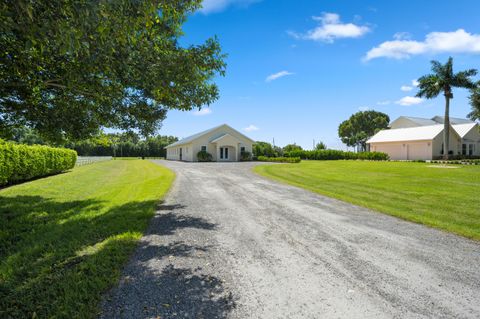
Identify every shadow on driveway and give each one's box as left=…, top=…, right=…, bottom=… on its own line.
left=100, top=206, right=235, bottom=319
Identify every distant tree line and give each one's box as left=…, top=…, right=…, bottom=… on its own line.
left=8, top=126, right=178, bottom=157
left=252, top=141, right=327, bottom=158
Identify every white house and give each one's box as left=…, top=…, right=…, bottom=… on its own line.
left=367, top=116, right=480, bottom=160
left=165, top=124, right=255, bottom=162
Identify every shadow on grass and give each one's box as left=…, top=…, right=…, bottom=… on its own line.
left=0, top=195, right=158, bottom=318
left=0, top=196, right=234, bottom=319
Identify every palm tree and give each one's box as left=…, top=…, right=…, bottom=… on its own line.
left=468, top=81, right=480, bottom=121
left=416, top=57, right=477, bottom=159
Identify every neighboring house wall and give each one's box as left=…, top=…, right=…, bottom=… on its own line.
left=459, top=126, right=480, bottom=156
left=370, top=141, right=433, bottom=160
left=432, top=129, right=461, bottom=158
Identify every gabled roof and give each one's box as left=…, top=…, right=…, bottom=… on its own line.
left=390, top=116, right=437, bottom=127
left=165, top=124, right=254, bottom=148
left=452, top=122, right=478, bottom=138
left=389, top=115, right=474, bottom=129
left=367, top=125, right=444, bottom=143
left=210, top=133, right=232, bottom=143
left=431, top=116, right=474, bottom=125
left=368, top=122, right=477, bottom=144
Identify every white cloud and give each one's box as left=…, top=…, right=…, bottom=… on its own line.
left=412, top=79, right=420, bottom=87
left=393, top=32, right=411, bottom=40
left=192, top=108, right=212, bottom=116
left=266, top=71, right=294, bottom=82
left=400, top=85, right=413, bottom=92
left=396, top=96, right=424, bottom=106
left=289, top=12, right=370, bottom=43
left=200, top=0, right=260, bottom=14
left=364, top=29, right=480, bottom=61
left=244, top=124, right=259, bottom=132
left=358, top=106, right=371, bottom=111
left=376, top=100, right=391, bottom=105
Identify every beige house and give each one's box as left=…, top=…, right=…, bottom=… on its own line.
left=165, top=124, right=255, bottom=162
left=367, top=116, right=480, bottom=160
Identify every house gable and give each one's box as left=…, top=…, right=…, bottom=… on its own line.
left=166, top=124, right=254, bottom=162
left=166, top=124, right=254, bottom=148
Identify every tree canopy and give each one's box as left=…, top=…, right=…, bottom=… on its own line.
left=283, top=143, right=303, bottom=153
left=338, top=110, right=390, bottom=151
left=315, top=142, right=326, bottom=150
left=0, top=0, right=226, bottom=142
left=253, top=141, right=278, bottom=158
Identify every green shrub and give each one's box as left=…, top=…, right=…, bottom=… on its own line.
left=257, top=156, right=301, bottom=163
left=284, top=150, right=389, bottom=161
left=197, top=150, right=213, bottom=162
left=240, top=151, right=252, bottom=161
left=0, top=142, right=77, bottom=186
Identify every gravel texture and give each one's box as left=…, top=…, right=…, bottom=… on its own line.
left=100, top=161, right=480, bottom=319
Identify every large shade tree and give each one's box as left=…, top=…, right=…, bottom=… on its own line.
left=338, top=110, right=390, bottom=151
left=415, top=57, right=477, bottom=159
left=0, top=0, right=226, bottom=142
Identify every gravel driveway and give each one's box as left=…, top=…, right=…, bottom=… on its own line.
left=100, top=161, right=480, bottom=319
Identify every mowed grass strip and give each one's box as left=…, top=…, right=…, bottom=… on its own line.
left=0, top=160, right=174, bottom=318
left=254, top=161, right=480, bottom=240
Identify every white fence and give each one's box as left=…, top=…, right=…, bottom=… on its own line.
left=76, top=156, right=112, bottom=166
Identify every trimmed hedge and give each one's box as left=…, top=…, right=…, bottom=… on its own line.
left=430, top=159, right=480, bottom=165
left=257, top=156, right=301, bottom=163
left=0, top=142, right=77, bottom=186
left=284, top=150, right=389, bottom=161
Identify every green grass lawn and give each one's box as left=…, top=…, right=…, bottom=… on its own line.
left=0, top=160, right=174, bottom=318
left=255, top=161, right=480, bottom=240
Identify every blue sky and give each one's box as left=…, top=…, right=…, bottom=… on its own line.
left=161, top=0, right=480, bottom=150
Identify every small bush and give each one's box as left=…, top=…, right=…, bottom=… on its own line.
left=240, top=151, right=252, bottom=161
left=0, top=142, right=77, bottom=186
left=284, top=150, right=389, bottom=161
left=197, top=150, right=213, bottom=162
left=257, top=156, right=301, bottom=163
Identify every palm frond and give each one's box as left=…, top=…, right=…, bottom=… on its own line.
left=415, top=74, right=441, bottom=98
left=430, top=57, right=454, bottom=81
left=452, top=69, right=478, bottom=89
left=430, top=60, right=444, bottom=76
left=468, top=83, right=480, bottom=121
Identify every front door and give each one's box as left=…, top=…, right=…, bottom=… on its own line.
left=220, top=147, right=229, bottom=160
left=179, top=148, right=183, bottom=161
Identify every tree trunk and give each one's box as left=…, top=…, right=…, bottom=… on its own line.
left=443, top=94, right=450, bottom=160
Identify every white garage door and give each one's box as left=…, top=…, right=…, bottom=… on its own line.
left=374, top=144, right=405, bottom=160
left=407, top=143, right=431, bottom=160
